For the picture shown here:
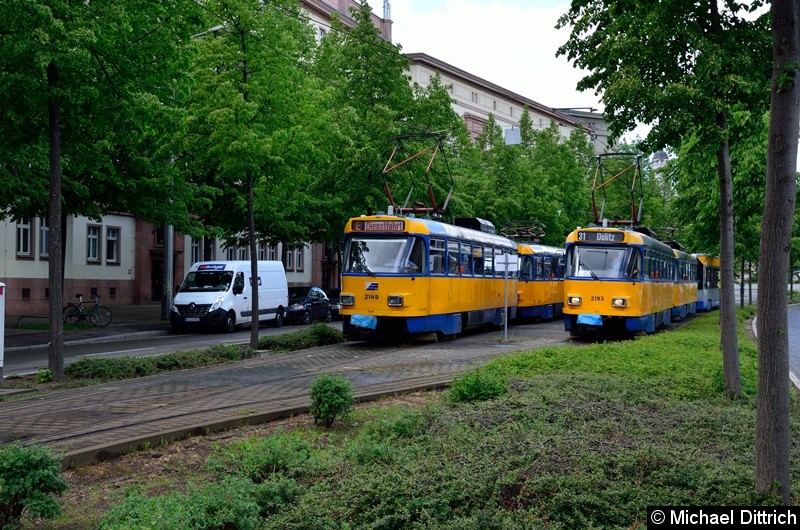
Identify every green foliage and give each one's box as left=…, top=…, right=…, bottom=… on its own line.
left=0, top=444, right=68, bottom=529
left=259, top=323, right=344, bottom=352
left=35, top=369, right=52, bottom=384
left=309, top=373, right=354, bottom=428
left=207, top=432, right=315, bottom=482
left=98, top=476, right=281, bottom=529
left=449, top=370, right=507, bottom=403
left=64, top=344, right=255, bottom=380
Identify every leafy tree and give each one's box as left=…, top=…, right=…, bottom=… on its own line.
left=755, top=0, right=800, bottom=504
left=182, top=0, right=318, bottom=348
left=0, top=0, right=204, bottom=379
left=557, top=0, right=772, bottom=396
left=311, top=1, right=415, bottom=229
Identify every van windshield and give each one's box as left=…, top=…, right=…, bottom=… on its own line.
left=179, top=270, right=234, bottom=292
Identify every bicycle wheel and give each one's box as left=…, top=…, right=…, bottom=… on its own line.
left=91, top=306, right=113, bottom=327
left=63, top=304, right=81, bottom=324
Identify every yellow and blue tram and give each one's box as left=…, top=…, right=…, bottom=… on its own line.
left=516, top=242, right=564, bottom=321
left=693, top=254, right=721, bottom=311
left=672, top=248, right=698, bottom=320
left=340, top=215, right=518, bottom=341
left=563, top=227, right=675, bottom=335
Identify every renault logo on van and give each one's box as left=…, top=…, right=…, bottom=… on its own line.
left=189, top=302, right=196, bottom=310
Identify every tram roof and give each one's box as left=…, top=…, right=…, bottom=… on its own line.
left=517, top=242, right=564, bottom=255
left=566, top=226, right=674, bottom=253
left=346, top=215, right=516, bottom=250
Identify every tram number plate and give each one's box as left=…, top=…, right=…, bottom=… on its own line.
left=364, top=294, right=379, bottom=300
left=591, top=296, right=604, bottom=302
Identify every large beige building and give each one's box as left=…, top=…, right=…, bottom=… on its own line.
left=1, top=0, right=610, bottom=317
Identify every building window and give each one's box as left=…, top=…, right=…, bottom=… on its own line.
left=296, top=248, right=304, bottom=272
left=286, top=249, right=294, bottom=271
left=21, top=287, right=31, bottom=299
left=238, top=246, right=248, bottom=261
left=471, top=91, right=478, bottom=103
left=226, top=247, right=236, bottom=260
left=106, top=227, right=120, bottom=264
left=510, top=107, right=514, bottom=117
left=109, top=287, right=117, bottom=298
left=16, top=218, right=32, bottom=258
left=39, top=217, right=49, bottom=259
left=87, top=225, right=101, bottom=263
left=191, top=237, right=201, bottom=264
left=269, top=245, right=277, bottom=261
left=154, top=226, right=164, bottom=247
left=493, top=100, right=497, bottom=110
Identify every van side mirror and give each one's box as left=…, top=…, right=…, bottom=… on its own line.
left=233, top=284, right=244, bottom=295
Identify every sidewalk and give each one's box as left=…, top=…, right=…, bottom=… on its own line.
left=4, top=303, right=171, bottom=350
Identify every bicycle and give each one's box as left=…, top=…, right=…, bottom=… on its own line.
left=62, top=294, right=113, bottom=327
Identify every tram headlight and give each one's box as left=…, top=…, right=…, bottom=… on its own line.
left=612, top=297, right=628, bottom=308
left=341, top=294, right=355, bottom=306
left=387, top=294, right=404, bottom=307
left=567, top=295, right=582, bottom=306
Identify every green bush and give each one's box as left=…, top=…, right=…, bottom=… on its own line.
left=449, top=370, right=507, bottom=403
left=99, top=477, right=267, bottom=529
left=259, top=323, right=344, bottom=353
left=207, top=432, right=314, bottom=482
left=0, top=444, right=68, bottom=529
left=309, top=373, right=354, bottom=428
left=64, top=344, right=256, bottom=380
left=35, top=369, right=52, bottom=384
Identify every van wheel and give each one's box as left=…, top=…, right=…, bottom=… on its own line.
left=223, top=312, right=236, bottom=333
left=274, top=312, right=284, bottom=328
left=302, top=310, right=312, bottom=325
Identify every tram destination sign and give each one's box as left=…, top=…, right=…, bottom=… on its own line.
left=577, top=230, right=624, bottom=243
left=352, top=220, right=405, bottom=232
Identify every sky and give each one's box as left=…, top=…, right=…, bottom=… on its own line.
left=365, top=0, right=654, bottom=139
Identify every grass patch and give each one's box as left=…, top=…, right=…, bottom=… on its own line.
left=92, top=308, right=800, bottom=529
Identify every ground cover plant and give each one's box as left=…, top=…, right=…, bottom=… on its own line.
left=52, top=307, right=797, bottom=530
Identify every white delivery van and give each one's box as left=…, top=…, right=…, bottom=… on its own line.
left=170, top=261, right=288, bottom=333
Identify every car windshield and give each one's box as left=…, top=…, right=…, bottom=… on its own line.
left=178, top=271, right=233, bottom=292
left=288, top=287, right=311, bottom=304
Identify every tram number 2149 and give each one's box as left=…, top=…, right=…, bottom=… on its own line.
left=365, top=294, right=379, bottom=300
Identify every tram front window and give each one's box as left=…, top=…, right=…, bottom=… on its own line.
left=344, top=237, right=427, bottom=274
left=567, top=246, right=636, bottom=279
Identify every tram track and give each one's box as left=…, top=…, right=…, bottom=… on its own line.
left=1, top=321, right=569, bottom=468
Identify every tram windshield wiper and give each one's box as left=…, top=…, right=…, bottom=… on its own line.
left=578, top=260, right=599, bottom=280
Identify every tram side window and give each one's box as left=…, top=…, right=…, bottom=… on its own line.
left=448, top=240, right=461, bottom=275
left=461, top=243, right=474, bottom=276
left=473, top=246, right=484, bottom=275
left=484, top=247, right=496, bottom=276
left=430, top=239, right=446, bottom=275
left=535, top=256, right=544, bottom=279
left=556, top=252, right=565, bottom=278
left=520, top=256, right=533, bottom=280
left=544, top=257, right=553, bottom=278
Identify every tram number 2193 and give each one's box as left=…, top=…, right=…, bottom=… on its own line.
left=591, top=295, right=605, bottom=302
left=364, top=294, right=379, bottom=300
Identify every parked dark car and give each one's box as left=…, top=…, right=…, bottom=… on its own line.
left=286, top=286, right=332, bottom=324
left=326, top=288, right=342, bottom=321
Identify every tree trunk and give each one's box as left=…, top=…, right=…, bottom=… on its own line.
left=755, top=0, right=799, bottom=505
left=248, top=175, right=259, bottom=350
left=715, top=109, right=741, bottom=396
left=47, top=60, right=65, bottom=381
